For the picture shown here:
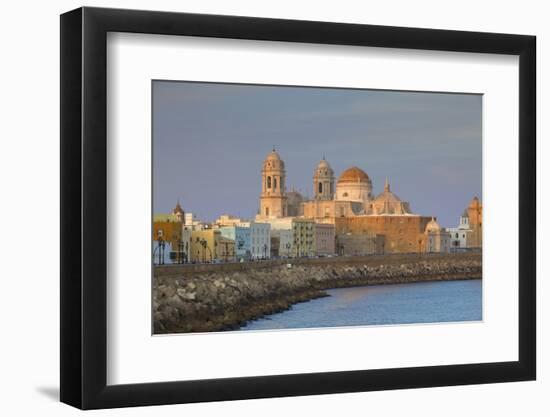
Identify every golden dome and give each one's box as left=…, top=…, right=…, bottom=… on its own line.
left=337, top=166, right=370, bottom=183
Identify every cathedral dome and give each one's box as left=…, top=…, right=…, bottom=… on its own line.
left=374, top=179, right=402, bottom=203
left=425, top=217, right=442, bottom=233
left=337, top=166, right=370, bottom=184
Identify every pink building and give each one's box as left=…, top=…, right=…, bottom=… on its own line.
left=315, top=223, right=335, bottom=256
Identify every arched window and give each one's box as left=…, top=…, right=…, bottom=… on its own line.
left=318, top=182, right=323, bottom=193
left=267, top=176, right=271, bottom=188
left=273, top=178, right=277, bottom=189
left=265, top=207, right=269, bottom=216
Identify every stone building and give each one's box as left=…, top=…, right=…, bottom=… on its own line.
left=252, top=150, right=474, bottom=255
left=467, top=196, right=482, bottom=248
left=315, top=223, right=335, bottom=255
left=334, top=215, right=431, bottom=254
left=424, top=218, right=451, bottom=253
left=286, top=189, right=305, bottom=217
left=367, top=179, right=411, bottom=215
left=258, top=149, right=287, bottom=218
left=313, top=157, right=335, bottom=200
left=336, top=233, right=385, bottom=256
left=335, top=166, right=373, bottom=203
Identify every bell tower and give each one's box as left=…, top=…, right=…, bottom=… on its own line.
left=259, top=149, right=287, bottom=218
left=313, top=156, right=335, bottom=200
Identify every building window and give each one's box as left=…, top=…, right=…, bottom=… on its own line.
left=274, top=177, right=277, bottom=189
left=267, top=176, right=271, bottom=188
left=265, top=207, right=269, bottom=216
left=318, top=182, right=323, bottom=193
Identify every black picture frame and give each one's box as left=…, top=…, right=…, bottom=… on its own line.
left=60, top=6, right=536, bottom=410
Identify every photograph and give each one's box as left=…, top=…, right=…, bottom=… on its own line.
left=152, top=81, right=483, bottom=334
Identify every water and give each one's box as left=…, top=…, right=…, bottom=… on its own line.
left=240, top=279, right=482, bottom=331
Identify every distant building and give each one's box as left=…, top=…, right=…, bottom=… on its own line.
left=447, top=210, right=472, bottom=250
left=467, top=196, right=482, bottom=248
left=219, top=225, right=251, bottom=261
left=190, top=229, right=222, bottom=263
left=239, top=221, right=271, bottom=259
left=315, top=223, right=335, bottom=255
left=336, top=233, right=384, bottom=256
left=215, top=214, right=244, bottom=227
left=218, top=236, right=236, bottom=262
left=424, top=218, right=451, bottom=253
left=258, top=149, right=287, bottom=218
left=286, top=189, right=305, bottom=217
left=153, top=216, right=181, bottom=264
left=172, top=200, right=185, bottom=223
left=292, top=218, right=315, bottom=257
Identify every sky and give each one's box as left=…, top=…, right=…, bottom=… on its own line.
left=153, top=81, right=482, bottom=228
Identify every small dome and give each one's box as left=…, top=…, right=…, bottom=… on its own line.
left=374, top=180, right=402, bottom=203
left=265, top=150, right=281, bottom=161
left=337, top=166, right=370, bottom=183
left=425, top=217, right=442, bottom=233
left=263, top=149, right=285, bottom=169
left=287, top=190, right=304, bottom=203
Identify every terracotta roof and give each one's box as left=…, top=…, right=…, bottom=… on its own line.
left=337, top=166, right=370, bottom=183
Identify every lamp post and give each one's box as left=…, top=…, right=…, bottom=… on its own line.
left=237, top=237, right=244, bottom=262
left=157, top=237, right=165, bottom=265
left=199, top=238, right=212, bottom=263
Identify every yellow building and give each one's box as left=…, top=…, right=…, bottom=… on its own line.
left=190, top=229, right=221, bottom=263
left=153, top=220, right=181, bottom=248
left=292, top=218, right=316, bottom=257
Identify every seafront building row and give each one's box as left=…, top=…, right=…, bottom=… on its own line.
left=153, top=150, right=482, bottom=264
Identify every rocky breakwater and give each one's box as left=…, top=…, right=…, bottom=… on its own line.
left=154, top=253, right=482, bottom=334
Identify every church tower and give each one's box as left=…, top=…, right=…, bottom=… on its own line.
left=313, top=157, right=335, bottom=200
left=467, top=196, right=482, bottom=247
left=259, top=149, right=287, bottom=218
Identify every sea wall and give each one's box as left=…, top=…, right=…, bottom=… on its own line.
left=153, top=252, right=482, bottom=334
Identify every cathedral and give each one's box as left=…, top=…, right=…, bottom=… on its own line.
left=257, top=149, right=450, bottom=254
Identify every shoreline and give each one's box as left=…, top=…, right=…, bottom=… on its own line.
left=154, top=253, right=482, bottom=334
left=234, top=276, right=482, bottom=331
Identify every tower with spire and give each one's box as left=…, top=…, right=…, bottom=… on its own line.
left=259, top=148, right=287, bottom=218
left=313, top=156, right=335, bottom=201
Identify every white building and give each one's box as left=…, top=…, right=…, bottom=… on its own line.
left=447, top=210, right=472, bottom=251
left=239, top=221, right=271, bottom=259
left=255, top=217, right=294, bottom=258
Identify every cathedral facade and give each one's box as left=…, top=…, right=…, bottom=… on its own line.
left=257, top=150, right=445, bottom=254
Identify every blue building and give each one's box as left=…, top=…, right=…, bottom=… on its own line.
left=219, top=226, right=251, bottom=261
